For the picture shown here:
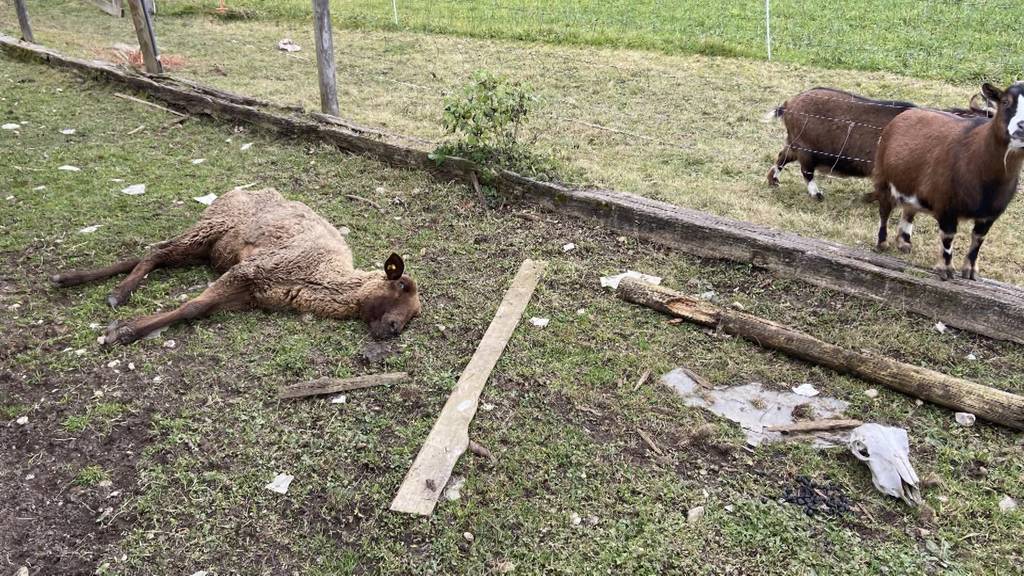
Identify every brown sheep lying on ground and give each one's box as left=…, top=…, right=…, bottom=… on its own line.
left=52, top=187, right=421, bottom=343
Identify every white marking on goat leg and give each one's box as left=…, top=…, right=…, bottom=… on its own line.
left=898, top=220, right=914, bottom=237
left=1009, top=94, right=1024, bottom=149
left=807, top=180, right=823, bottom=199
left=890, top=185, right=929, bottom=212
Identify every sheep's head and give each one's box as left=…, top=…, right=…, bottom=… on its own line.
left=361, top=253, right=421, bottom=339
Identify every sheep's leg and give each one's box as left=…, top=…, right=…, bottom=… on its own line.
left=960, top=219, right=993, bottom=280
left=935, top=216, right=958, bottom=281
left=896, top=208, right=917, bottom=254
left=875, top=183, right=894, bottom=251
left=767, top=148, right=795, bottom=187
left=51, top=258, right=142, bottom=287
left=797, top=153, right=822, bottom=200
left=107, top=221, right=226, bottom=308
left=103, top=268, right=253, bottom=345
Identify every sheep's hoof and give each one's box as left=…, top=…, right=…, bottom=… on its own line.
left=103, top=321, right=137, bottom=346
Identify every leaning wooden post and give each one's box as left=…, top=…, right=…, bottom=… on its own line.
left=311, top=0, right=340, bottom=116
left=13, top=0, right=34, bottom=43
left=617, top=278, right=1024, bottom=430
left=126, top=0, right=162, bottom=74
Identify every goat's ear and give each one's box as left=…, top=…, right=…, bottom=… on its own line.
left=981, top=83, right=1004, bottom=103
left=384, top=253, right=405, bottom=280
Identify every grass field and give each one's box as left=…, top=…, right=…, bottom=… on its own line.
left=6, top=2, right=1024, bottom=285
left=2, top=50, right=1024, bottom=575
left=153, top=0, right=1024, bottom=84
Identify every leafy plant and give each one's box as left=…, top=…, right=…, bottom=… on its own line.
left=442, top=70, right=533, bottom=151
left=73, top=465, right=109, bottom=487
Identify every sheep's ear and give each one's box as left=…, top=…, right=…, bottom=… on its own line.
left=384, top=253, right=405, bottom=280
left=981, top=83, right=1004, bottom=102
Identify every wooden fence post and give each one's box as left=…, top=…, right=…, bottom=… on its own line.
left=311, top=0, right=340, bottom=116
left=13, top=0, right=34, bottom=43
left=126, top=0, right=162, bottom=74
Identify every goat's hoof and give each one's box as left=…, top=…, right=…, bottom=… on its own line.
left=874, top=241, right=889, bottom=252
left=934, top=266, right=955, bottom=281
left=102, top=321, right=137, bottom=346
left=812, top=192, right=824, bottom=201
left=897, top=242, right=912, bottom=254
left=107, top=293, right=127, bottom=309
left=961, top=268, right=977, bottom=281
left=767, top=176, right=780, bottom=188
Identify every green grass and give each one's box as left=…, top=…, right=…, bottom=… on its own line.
left=74, top=465, right=111, bottom=487
left=2, top=52, right=1023, bottom=575
left=153, top=0, right=1024, bottom=83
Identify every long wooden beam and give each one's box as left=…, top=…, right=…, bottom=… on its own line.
left=617, top=278, right=1024, bottom=430
left=3, top=35, right=1024, bottom=344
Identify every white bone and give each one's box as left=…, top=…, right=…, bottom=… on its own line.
left=848, top=423, right=921, bottom=506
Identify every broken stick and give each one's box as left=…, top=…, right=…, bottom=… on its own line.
left=278, top=372, right=408, bottom=400
left=390, top=259, right=546, bottom=516
left=618, top=278, right=1024, bottom=431
left=114, top=92, right=185, bottom=116
left=767, top=419, right=864, bottom=434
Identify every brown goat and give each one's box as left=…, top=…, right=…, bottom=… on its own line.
left=767, top=87, right=991, bottom=200
left=52, top=187, right=422, bottom=343
left=873, top=82, right=1024, bottom=280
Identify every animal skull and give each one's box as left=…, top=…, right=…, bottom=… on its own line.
left=848, top=423, right=921, bottom=506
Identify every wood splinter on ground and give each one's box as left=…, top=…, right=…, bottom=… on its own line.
left=278, top=372, right=408, bottom=400
left=390, top=259, right=546, bottom=516
left=767, top=419, right=864, bottom=434
left=617, top=278, right=1024, bottom=431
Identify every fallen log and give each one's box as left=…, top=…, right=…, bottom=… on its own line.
left=391, top=259, right=547, bottom=516
left=766, top=419, right=864, bottom=434
left=278, top=372, right=408, bottom=400
left=4, top=34, right=1024, bottom=344
left=618, top=278, right=1024, bottom=430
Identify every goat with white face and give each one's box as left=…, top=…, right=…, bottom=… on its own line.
left=52, top=188, right=422, bottom=343
left=872, top=82, right=1024, bottom=280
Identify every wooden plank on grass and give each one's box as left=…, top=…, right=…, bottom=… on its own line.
left=618, top=278, right=1024, bottom=431
left=88, top=0, right=125, bottom=17
left=390, top=259, right=546, bottom=516
left=4, top=35, right=1024, bottom=345
left=278, top=372, right=409, bottom=400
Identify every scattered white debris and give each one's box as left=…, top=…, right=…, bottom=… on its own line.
left=699, top=290, right=717, bottom=301
left=162, top=339, right=176, bottom=349
left=999, top=495, right=1018, bottom=513
left=74, top=348, right=87, bottom=356
left=16, top=415, right=28, bottom=425
left=189, top=571, right=209, bottom=576
left=25, top=473, right=35, bottom=481
left=5, top=195, right=14, bottom=201
left=687, top=506, right=705, bottom=524
left=339, top=226, right=350, bottom=236
left=562, top=242, right=576, bottom=252
left=966, top=353, right=977, bottom=361
left=121, top=184, right=146, bottom=196
left=529, top=317, right=550, bottom=328
left=98, top=479, right=113, bottom=488
left=7, top=303, right=20, bottom=311
left=61, top=128, right=76, bottom=135
left=106, top=360, right=121, bottom=369
left=330, top=394, right=347, bottom=404
left=443, top=476, right=465, bottom=501
left=569, top=511, right=582, bottom=526
left=128, top=362, right=136, bottom=371
left=731, top=301, right=746, bottom=311
left=576, top=308, right=586, bottom=315
left=864, top=388, right=879, bottom=399
left=481, top=402, right=495, bottom=411
left=78, top=224, right=102, bottom=234
left=58, top=165, right=81, bottom=172
left=33, top=185, right=46, bottom=191
left=849, top=423, right=921, bottom=506
left=792, top=383, right=820, bottom=397
left=111, top=178, right=124, bottom=183
left=277, top=38, right=302, bottom=52
left=240, top=142, right=253, bottom=151
left=194, top=193, right=217, bottom=206
left=152, top=375, right=163, bottom=384
left=724, top=504, right=735, bottom=513
left=934, top=322, right=947, bottom=334
left=15, top=567, right=28, bottom=576
left=600, top=270, right=662, bottom=290
left=265, top=473, right=294, bottom=494
left=954, top=412, right=976, bottom=427
left=2, top=123, right=20, bottom=130
left=191, top=158, right=206, bottom=165
left=463, top=532, right=474, bottom=543
left=96, top=506, right=114, bottom=523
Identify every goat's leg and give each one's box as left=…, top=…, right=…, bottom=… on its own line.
left=103, top=269, right=252, bottom=345
left=960, top=219, right=993, bottom=280
left=875, top=183, right=894, bottom=251
left=51, top=258, right=141, bottom=287
left=935, top=215, right=958, bottom=281
left=896, top=208, right=918, bottom=254
left=795, top=152, right=822, bottom=200
left=107, top=221, right=227, bottom=308
left=767, top=148, right=795, bottom=187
